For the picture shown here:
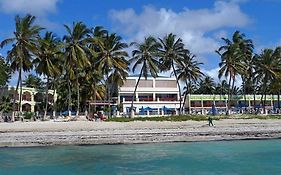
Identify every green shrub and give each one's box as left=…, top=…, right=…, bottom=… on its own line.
left=106, top=114, right=281, bottom=122
left=23, top=112, right=34, bottom=119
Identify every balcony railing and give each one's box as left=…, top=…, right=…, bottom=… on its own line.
left=139, top=98, right=153, bottom=101
left=158, top=97, right=177, bottom=101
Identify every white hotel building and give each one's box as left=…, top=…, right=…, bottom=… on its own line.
left=118, top=75, right=181, bottom=116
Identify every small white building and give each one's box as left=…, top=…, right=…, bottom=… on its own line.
left=118, top=75, right=180, bottom=116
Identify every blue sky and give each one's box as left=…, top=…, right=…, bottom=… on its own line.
left=1, top=0, right=281, bottom=85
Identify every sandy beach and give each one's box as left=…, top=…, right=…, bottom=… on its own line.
left=1, top=119, right=281, bottom=147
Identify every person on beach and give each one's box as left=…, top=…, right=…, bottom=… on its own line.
left=208, top=116, right=214, bottom=126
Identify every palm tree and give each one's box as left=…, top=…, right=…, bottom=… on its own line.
left=83, top=54, right=104, bottom=113
left=83, top=26, right=107, bottom=113
left=0, top=56, right=11, bottom=86
left=175, top=52, right=204, bottom=113
left=23, top=74, right=42, bottom=88
left=158, top=33, right=186, bottom=114
left=129, top=36, right=160, bottom=117
left=235, top=32, right=254, bottom=107
left=0, top=14, right=42, bottom=121
left=33, top=32, right=60, bottom=119
left=216, top=31, right=246, bottom=114
left=254, top=47, right=281, bottom=112
left=0, top=96, right=12, bottom=120
left=63, top=22, right=90, bottom=116
left=215, top=80, right=229, bottom=95
left=97, top=33, right=129, bottom=118
left=195, top=76, right=216, bottom=94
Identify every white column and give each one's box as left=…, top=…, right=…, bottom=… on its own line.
left=117, top=94, right=120, bottom=104
left=31, top=93, right=34, bottom=102
left=53, top=90, right=57, bottom=104
left=153, top=93, right=156, bottom=101
left=31, top=104, right=35, bottom=113
left=201, top=95, right=203, bottom=109
left=136, top=93, right=139, bottom=102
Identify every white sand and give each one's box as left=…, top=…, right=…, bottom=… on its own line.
left=1, top=119, right=281, bottom=147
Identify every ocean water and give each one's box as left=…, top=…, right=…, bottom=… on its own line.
left=1, top=139, right=281, bottom=175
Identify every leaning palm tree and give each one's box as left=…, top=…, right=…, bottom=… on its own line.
left=129, top=36, right=161, bottom=118
left=0, top=14, right=42, bottom=121
left=175, top=52, right=204, bottom=113
left=158, top=33, right=186, bottom=114
left=97, top=33, right=129, bottom=118
left=216, top=31, right=246, bottom=114
left=33, top=32, right=60, bottom=120
left=63, top=22, right=90, bottom=116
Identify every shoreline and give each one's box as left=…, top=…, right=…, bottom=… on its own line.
left=1, top=119, right=281, bottom=147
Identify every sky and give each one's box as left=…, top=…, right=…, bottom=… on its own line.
left=1, top=0, right=281, bottom=85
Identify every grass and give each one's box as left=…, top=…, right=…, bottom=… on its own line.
left=106, top=114, right=281, bottom=122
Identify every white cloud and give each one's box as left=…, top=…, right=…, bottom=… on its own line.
left=109, top=1, right=250, bottom=56
left=202, top=67, right=242, bottom=87
left=213, top=30, right=228, bottom=40
left=0, top=0, right=61, bottom=30
left=0, top=0, right=60, bottom=16
left=203, top=67, right=221, bottom=83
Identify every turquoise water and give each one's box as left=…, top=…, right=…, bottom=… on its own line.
left=1, top=140, right=281, bottom=175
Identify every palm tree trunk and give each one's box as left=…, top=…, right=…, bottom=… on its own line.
left=53, top=88, right=57, bottom=118
left=172, top=62, right=182, bottom=115
left=130, top=66, right=143, bottom=118
left=67, top=74, right=72, bottom=116
left=253, top=87, right=256, bottom=113
left=277, top=91, right=280, bottom=109
left=227, top=76, right=232, bottom=115
left=19, top=67, right=23, bottom=121
left=260, top=89, right=264, bottom=114
left=263, top=88, right=267, bottom=114
left=12, top=70, right=21, bottom=122
left=53, top=77, right=58, bottom=118
left=107, top=72, right=111, bottom=118
left=43, top=76, right=49, bottom=120
left=93, top=83, right=97, bottom=113
left=242, top=78, right=247, bottom=110
left=182, top=80, right=189, bottom=114
left=76, top=75, right=80, bottom=117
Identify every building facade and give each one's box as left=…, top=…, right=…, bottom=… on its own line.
left=0, top=86, right=57, bottom=113
left=118, top=76, right=180, bottom=116
left=117, top=76, right=280, bottom=116
left=187, top=94, right=279, bottom=114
